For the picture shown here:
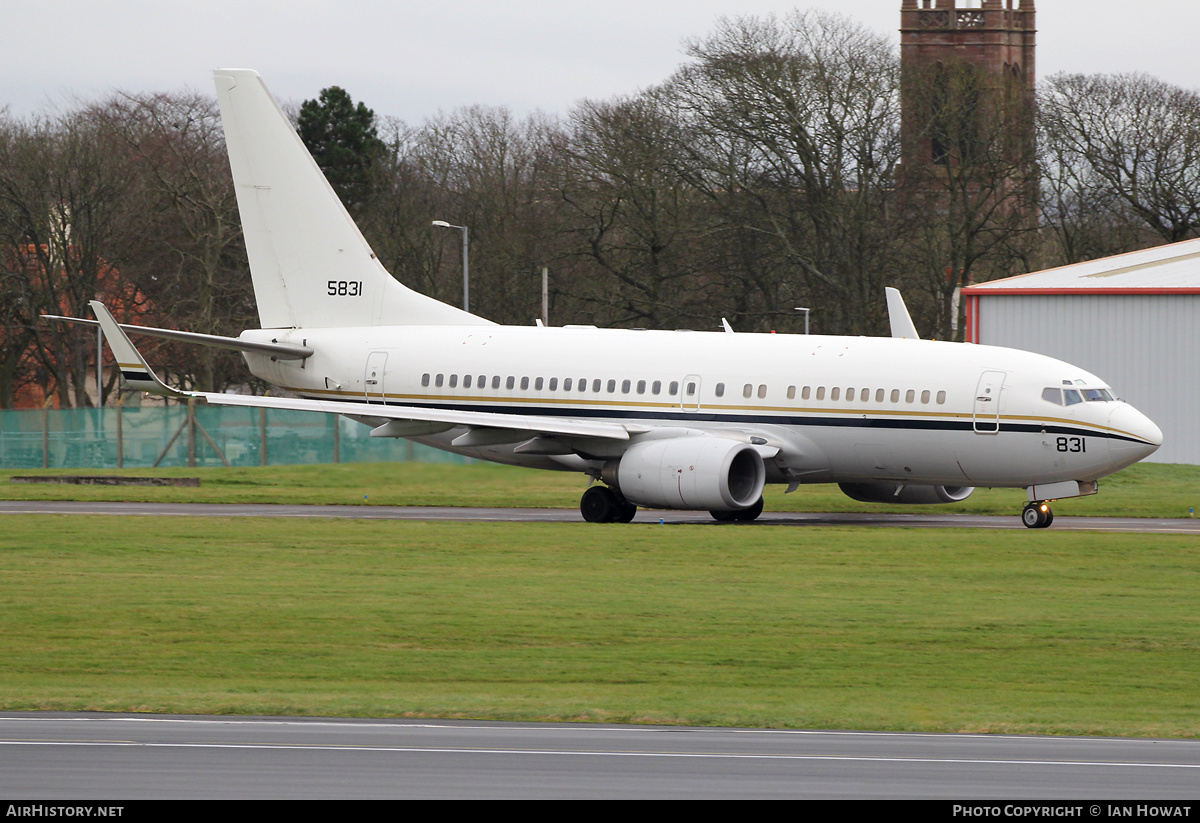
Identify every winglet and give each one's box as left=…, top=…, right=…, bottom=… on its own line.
left=885, top=287, right=920, bottom=340
left=89, top=301, right=189, bottom=398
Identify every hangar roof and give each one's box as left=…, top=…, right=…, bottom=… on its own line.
left=962, top=236, right=1200, bottom=295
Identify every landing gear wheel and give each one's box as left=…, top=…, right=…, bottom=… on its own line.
left=733, top=496, right=764, bottom=522
left=1022, top=501, right=1053, bottom=529
left=711, top=496, right=765, bottom=523
left=614, top=500, right=638, bottom=523
left=581, top=485, right=618, bottom=523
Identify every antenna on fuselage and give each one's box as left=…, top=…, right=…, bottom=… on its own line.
left=885, top=288, right=920, bottom=340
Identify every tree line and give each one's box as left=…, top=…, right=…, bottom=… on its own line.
left=3, top=10, right=1198, bottom=407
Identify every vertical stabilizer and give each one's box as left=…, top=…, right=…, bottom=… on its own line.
left=213, top=69, right=488, bottom=329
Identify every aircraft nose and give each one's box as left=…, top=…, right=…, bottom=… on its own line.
left=1108, top=403, right=1162, bottom=464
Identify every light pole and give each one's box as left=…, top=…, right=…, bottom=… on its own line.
left=795, top=307, right=810, bottom=334
left=432, top=220, right=469, bottom=312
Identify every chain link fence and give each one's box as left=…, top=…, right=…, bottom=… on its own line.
left=0, top=402, right=470, bottom=469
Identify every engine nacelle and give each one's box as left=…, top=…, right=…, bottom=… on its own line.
left=611, top=437, right=766, bottom=511
left=838, top=482, right=975, bottom=505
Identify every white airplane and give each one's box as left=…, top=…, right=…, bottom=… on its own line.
left=79, top=69, right=1162, bottom=528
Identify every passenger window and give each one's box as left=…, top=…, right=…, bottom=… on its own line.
left=816, top=387, right=825, bottom=400
left=715, top=383, right=725, bottom=398
left=435, top=374, right=444, bottom=388
left=757, top=384, right=767, bottom=399
left=801, top=386, right=811, bottom=400
left=563, top=378, right=572, bottom=391
left=492, top=375, right=501, bottom=389
left=449, top=374, right=458, bottom=388
left=890, top=389, right=900, bottom=403
left=592, top=379, right=601, bottom=393
left=876, top=389, right=885, bottom=402
left=652, top=380, right=661, bottom=395
left=905, top=389, right=914, bottom=403
left=463, top=374, right=472, bottom=389
left=607, top=380, right=616, bottom=393
left=637, top=380, right=646, bottom=394
left=787, top=386, right=796, bottom=400
left=534, top=377, right=543, bottom=391
left=743, top=384, right=753, bottom=399
left=521, top=377, right=530, bottom=390
left=421, top=373, right=430, bottom=387
left=506, top=376, right=515, bottom=390
left=846, top=388, right=856, bottom=401
left=921, top=390, right=930, bottom=404
left=621, top=379, right=631, bottom=394
left=669, top=381, right=679, bottom=396
left=686, top=382, right=696, bottom=396
left=936, top=390, right=946, bottom=404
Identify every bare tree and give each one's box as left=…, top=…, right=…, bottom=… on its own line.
left=0, top=108, right=142, bottom=406
left=1040, top=72, right=1200, bottom=245
left=672, top=10, right=903, bottom=335
left=552, top=90, right=719, bottom=329
left=90, top=91, right=253, bottom=393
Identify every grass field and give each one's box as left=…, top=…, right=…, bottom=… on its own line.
left=1, top=462, right=1197, bottom=736
left=3, top=460, right=1199, bottom=518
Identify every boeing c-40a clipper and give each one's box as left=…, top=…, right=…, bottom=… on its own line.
left=81, top=70, right=1162, bottom=528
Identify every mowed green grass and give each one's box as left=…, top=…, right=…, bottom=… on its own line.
left=0, top=515, right=1197, bottom=736
left=3, top=460, right=1199, bottom=519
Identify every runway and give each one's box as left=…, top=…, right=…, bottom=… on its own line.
left=1, top=500, right=1198, bottom=532
left=3, top=713, right=1199, bottom=799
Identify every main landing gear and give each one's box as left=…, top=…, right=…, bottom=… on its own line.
left=580, top=485, right=638, bottom=523
left=578, top=486, right=766, bottom=524
left=1022, top=501, right=1054, bottom=529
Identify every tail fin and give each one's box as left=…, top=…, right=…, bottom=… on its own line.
left=213, top=69, right=487, bottom=330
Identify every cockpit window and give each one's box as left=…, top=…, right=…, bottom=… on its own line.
left=1046, top=385, right=1114, bottom=405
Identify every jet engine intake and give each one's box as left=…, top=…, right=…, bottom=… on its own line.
left=838, top=482, right=974, bottom=505
left=611, top=436, right=766, bottom=511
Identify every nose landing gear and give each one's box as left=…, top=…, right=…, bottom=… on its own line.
left=1022, top=501, right=1054, bottom=529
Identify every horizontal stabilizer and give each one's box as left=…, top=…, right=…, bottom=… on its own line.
left=44, top=313, right=312, bottom=359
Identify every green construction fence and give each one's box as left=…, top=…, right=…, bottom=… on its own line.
left=0, top=402, right=471, bottom=469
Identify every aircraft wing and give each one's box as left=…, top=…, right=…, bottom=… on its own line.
left=89, top=301, right=634, bottom=443
left=198, top=390, right=634, bottom=441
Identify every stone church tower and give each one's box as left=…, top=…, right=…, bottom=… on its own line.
left=898, top=1, right=1038, bottom=336
left=899, top=0, right=1036, bottom=173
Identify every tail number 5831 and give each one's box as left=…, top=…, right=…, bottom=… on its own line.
left=327, top=280, right=363, bottom=296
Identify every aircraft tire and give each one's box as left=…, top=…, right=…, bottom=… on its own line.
left=710, top=509, right=738, bottom=522
left=614, top=500, right=638, bottom=523
left=581, top=485, right=618, bottom=523
left=1022, top=502, right=1053, bottom=529
left=733, top=496, right=764, bottom=522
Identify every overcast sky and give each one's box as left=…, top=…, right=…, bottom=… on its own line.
left=7, top=1, right=1200, bottom=123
